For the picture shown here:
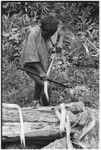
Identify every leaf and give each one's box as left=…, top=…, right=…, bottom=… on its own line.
left=11, top=28, right=18, bottom=32
left=9, top=33, right=20, bottom=40
left=2, top=2, right=9, bottom=9
left=3, top=32, right=9, bottom=37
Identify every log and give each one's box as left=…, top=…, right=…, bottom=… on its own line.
left=42, top=137, right=66, bottom=149
left=43, top=108, right=99, bottom=149
left=43, top=121, right=99, bottom=149
left=2, top=102, right=99, bottom=149
left=42, top=137, right=91, bottom=149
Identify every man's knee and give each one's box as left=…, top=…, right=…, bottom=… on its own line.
left=23, top=63, right=44, bottom=85
left=27, top=72, right=44, bottom=85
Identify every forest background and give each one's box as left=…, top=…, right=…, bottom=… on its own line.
left=1, top=1, right=99, bottom=108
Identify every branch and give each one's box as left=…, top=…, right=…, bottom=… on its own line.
left=85, top=37, right=99, bottom=54
left=83, top=42, right=90, bottom=56
left=2, top=103, right=25, bottom=148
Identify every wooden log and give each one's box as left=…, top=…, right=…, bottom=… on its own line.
left=2, top=106, right=78, bottom=140
left=2, top=101, right=85, bottom=122
left=43, top=121, right=99, bottom=149
left=43, top=108, right=99, bottom=149
left=42, top=137, right=91, bottom=149
left=42, top=137, right=66, bottom=149
left=2, top=102, right=99, bottom=148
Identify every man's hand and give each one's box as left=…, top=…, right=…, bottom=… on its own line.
left=30, top=62, right=47, bottom=81
left=39, top=72, right=47, bottom=81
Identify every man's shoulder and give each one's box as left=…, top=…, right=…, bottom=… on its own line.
left=29, top=25, right=41, bottom=36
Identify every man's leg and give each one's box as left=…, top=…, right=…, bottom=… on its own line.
left=23, top=63, right=50, bottom=106
left=34, top=82, right=50, bottom=106
left=27, top=71, right=51, bottom=106
left=34, top=81, right=43, bottom=105
left=23, top=63, right=44, bottom=105
left=23, top=63, right=44, bottom=86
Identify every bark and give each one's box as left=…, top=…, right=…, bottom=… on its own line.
left=2, top=102, right=99, bottom=149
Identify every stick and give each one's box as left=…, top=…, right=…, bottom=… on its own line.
left=44, top=81, right=49, bottom=102
left=65, top=111, right=73, bottom=149
left=59, top=103, right=66, bottom=135
left=85, top=37, right=99, bottom=54
left=79, top=118, right=95, bottom=140
left=83, top=43, right=90, bottom=56
left=44, top=49, right=56, bottom=102
left=17, top=67, right=72, bottom=88
left=2, top=103, right=25, bottom=148
left=47, top=50, right=56, bottom=77
left=55, top=104, right=73, bottom=149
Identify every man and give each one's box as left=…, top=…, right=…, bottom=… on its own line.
left=23, top=15, right=64, bottom=106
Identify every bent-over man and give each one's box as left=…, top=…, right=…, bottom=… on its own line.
left=23, top=15, right=64, bottom=106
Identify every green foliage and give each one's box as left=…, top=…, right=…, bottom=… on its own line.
left=2, top=2, right=99, bottom=108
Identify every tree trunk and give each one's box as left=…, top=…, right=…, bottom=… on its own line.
left=2, top=102, right=99, bottom=149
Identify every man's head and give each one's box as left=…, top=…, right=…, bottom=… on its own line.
left=40, top=15, right=59, bottom=40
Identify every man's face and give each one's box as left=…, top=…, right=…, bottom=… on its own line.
left=42, top=29, right=52, bottom=40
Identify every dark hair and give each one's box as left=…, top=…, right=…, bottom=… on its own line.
left=40, top=15, right=59, bottom=37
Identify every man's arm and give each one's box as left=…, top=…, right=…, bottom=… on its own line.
left=56, top=24, right=65, bottom=53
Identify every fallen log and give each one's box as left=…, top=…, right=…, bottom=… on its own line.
left=2, top=102, right=99, bottom=149
left=43, top=107, right=99, bottom=149
left=42, top=137, right=66, bottom=149
left=42, top=137, right=91, bottom=149
left=43, top=122, right=99, bottom=149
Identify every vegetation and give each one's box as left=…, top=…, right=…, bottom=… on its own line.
left=2, top=1, right=99, bottom=108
